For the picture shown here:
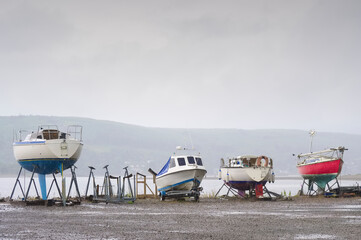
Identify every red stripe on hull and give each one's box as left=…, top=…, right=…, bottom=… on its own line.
left=297, top=158, right=343, bottom=176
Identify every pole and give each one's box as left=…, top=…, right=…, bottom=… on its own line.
left=62, top=163, right=66, bottom=206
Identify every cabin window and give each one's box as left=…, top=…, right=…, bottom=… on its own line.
left=169, top=158, right=176, bottom=168
left=177, top=158, right=186, bottom=166
left=37, top=135, right=42, bottom=139
left=196, top=157, right=203, bottom=166
left=42, top=130, right=59, bottom=140
left=187, top=156, right=195, bottom=164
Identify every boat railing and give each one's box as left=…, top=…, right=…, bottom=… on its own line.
left=67, top=125, right=83, bottom=141
left=297, top=147, right=347, bottom=164
left=297, top=155, right=339, bottom=165
left=13, top=129, right=30, bottom=142
left=298, top=147, right=347, bottom=158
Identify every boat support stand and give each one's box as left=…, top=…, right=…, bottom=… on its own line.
left=300, top=178, right=341, bottom=196
left=10, top=167, right=41, bottom=201
left=85, top=166, right=97, bottom=199
left=214, top=183, right=239, bottom=198
left=66, top=166, right=81, bottom=202
left=90, top=165, right=136, bottom=204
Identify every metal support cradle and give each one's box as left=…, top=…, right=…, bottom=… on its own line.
left=215, top=182, right=281, bottom=199
left=300, top=178, right=341, bottom=196
left=46, top=173, right=62, bottom=199
left=10, top=165, right=80, bottom=204
left=91, top=165, right=136, bottom=204
left=85, top=166, right=97, bottom=199
left=10, top=166, right=41, bottom=201
left=66, top=166, right=81, bottom=202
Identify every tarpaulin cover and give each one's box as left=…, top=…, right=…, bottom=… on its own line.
left=157, top=157, right=171, bottom=176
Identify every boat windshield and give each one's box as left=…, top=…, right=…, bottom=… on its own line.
left=187, top=156, right=195, bottom=164
left=178, top=158, right=186, bottom=166
left=196, top=157, right=203, bottom=166
left=169, top=158, right=176, bottom=168
left=41, top=129, right=59, bottom=140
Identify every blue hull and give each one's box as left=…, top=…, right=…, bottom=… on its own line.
left=18, top=158, right=77, bottom=174
left=17, top=158, right=77, bottom=200
left=226, top=180, right=267, bottom=191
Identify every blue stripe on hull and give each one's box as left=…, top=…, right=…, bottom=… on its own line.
left=158, top=178, right=200, bottom=191
left=18, top=158, right=77, bottom=174
left=14, top=141, right=46, bottom=145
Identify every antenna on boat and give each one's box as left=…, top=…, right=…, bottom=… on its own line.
left=188, top=130, right=194, bottom=150
left=309, top=130, right=316, bottom=152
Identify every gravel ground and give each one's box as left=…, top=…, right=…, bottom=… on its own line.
left=1, top=197, right=361, bottom=240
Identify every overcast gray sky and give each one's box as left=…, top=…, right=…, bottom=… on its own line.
left=1, top=1, right=360, bottom=134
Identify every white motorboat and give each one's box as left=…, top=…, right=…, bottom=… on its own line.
left=219, top=155, right=275, bottom=196
left=13, top=125, right=83, bottom=199
left=156, top=147, right=207, bottom=193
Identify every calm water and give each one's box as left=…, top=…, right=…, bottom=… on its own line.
left=1, top=176, right=359, bottom=199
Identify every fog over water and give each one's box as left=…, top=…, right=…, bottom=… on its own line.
left=1, top=1, right=361, bottom=134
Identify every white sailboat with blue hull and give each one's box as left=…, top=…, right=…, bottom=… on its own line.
left=13, top=125, right=83, bottom=200
left=155, top=147, right=207, bottom=199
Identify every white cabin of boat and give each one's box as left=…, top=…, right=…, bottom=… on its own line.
left=222, top=155, right=273, bottom=168
left=157, top=155, right=205, bottom=177
left=170, top=155, right=204, bottom=169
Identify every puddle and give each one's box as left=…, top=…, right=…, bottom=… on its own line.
left=0, top=204, right=23, bottom=213
left=294, top=234, right=336, bottom=239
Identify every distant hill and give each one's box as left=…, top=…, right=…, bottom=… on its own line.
left=0, top=115, right=360, bottom=177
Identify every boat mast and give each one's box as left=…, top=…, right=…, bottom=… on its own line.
left=309, top=130, right=316, bottom=152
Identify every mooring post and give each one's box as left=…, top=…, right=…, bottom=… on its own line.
left=133, top=174, right=136, bottom=201
left=148, top=168, right=158, bottom=197
left=117, top=176, right=121, bottom=201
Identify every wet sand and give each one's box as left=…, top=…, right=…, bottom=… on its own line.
left=1, top=197, right=361, bottom=239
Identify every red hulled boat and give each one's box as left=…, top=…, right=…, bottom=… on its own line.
left=297, top=147, right=346, bottom=189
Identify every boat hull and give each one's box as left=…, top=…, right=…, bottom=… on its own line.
left=17, top=158, right=78, bottom=174
left=13, top=139, right=83, bottom=174
left=220, top=167, right=272, bottom=191
left=297, top=158, right=343, bottom=189
left=156, top=168, right=207, bottom=192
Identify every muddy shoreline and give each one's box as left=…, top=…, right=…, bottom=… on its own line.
left=1, top=197, right=361, bottom=239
